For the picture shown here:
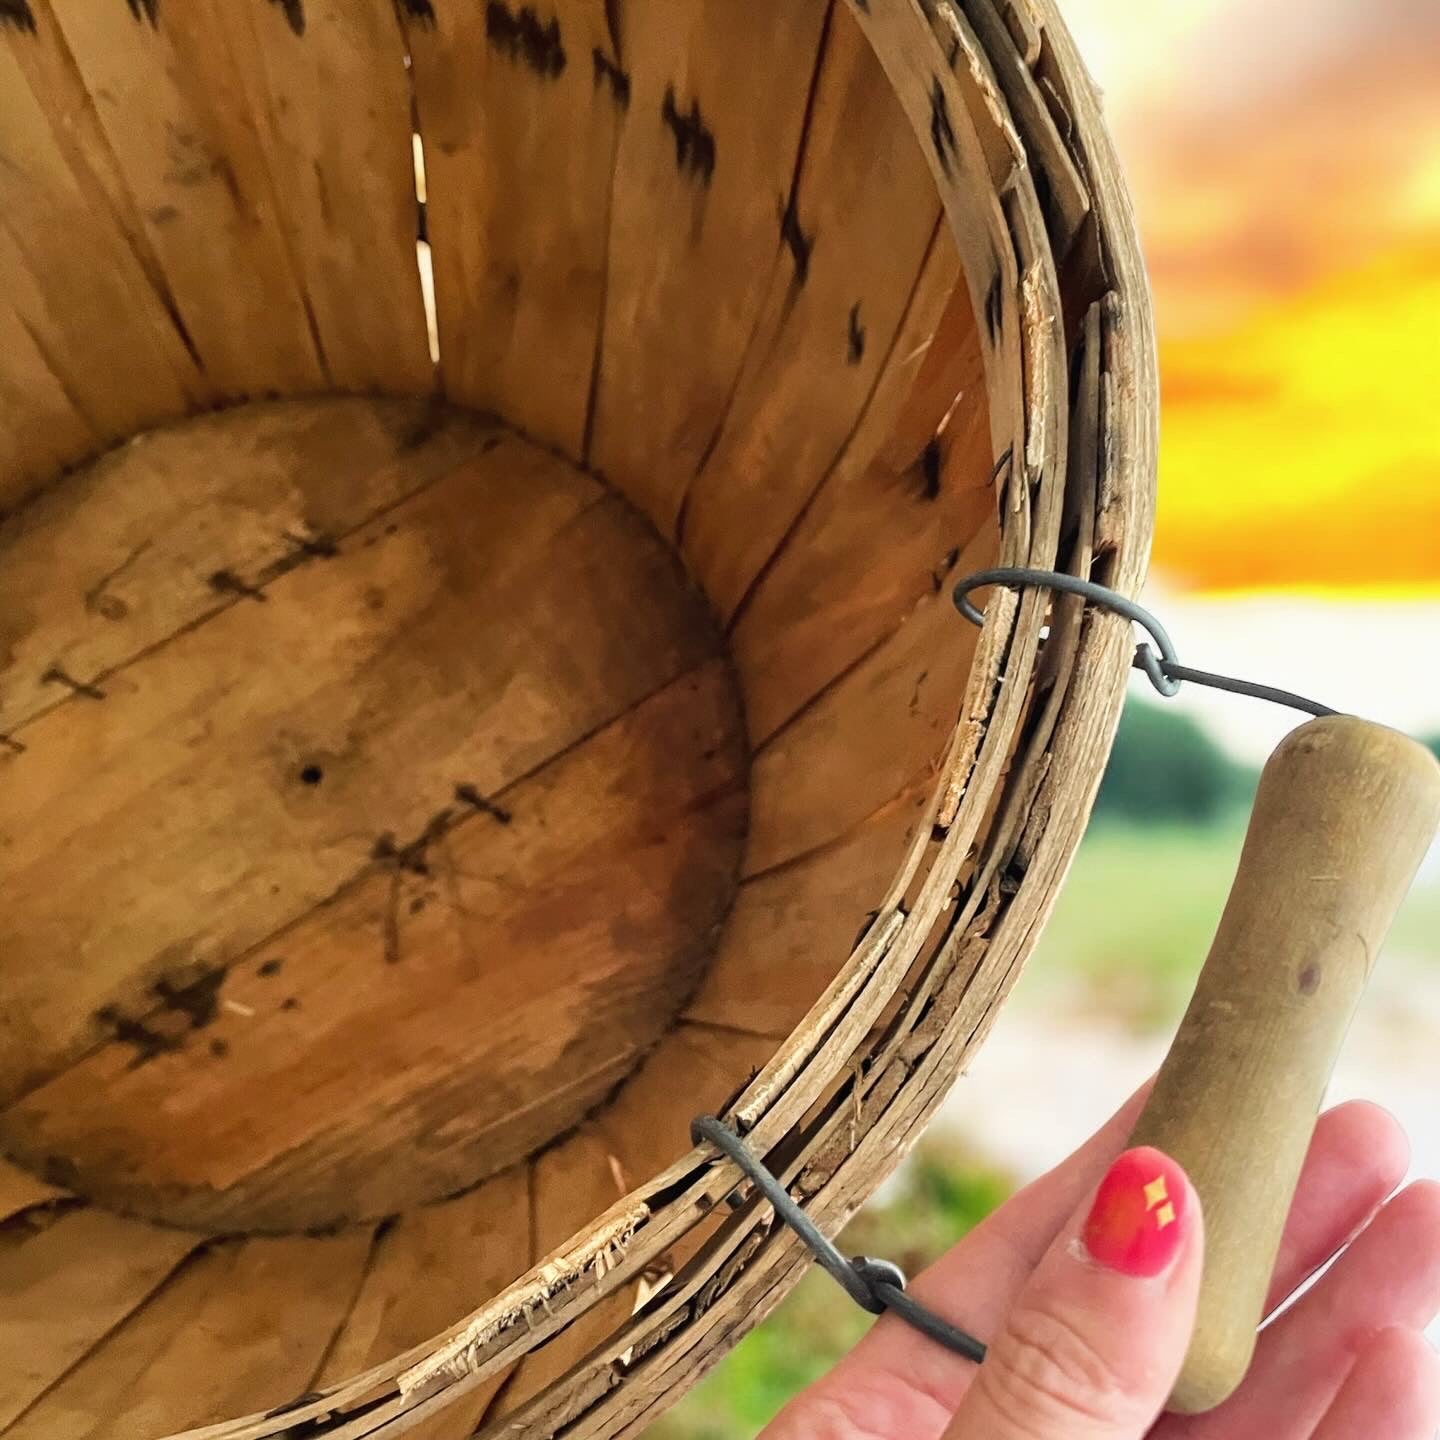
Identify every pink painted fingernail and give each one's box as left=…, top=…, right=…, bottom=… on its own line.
left=1081, top=1147, right=1191, bottom=1278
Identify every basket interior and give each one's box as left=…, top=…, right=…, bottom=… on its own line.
left=0, top=1, right=1006, bottom=1433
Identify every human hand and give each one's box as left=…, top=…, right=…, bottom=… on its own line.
left=763, top=1092, right=1440, bottom=1439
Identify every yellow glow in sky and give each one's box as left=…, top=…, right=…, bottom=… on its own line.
left=1062, top=0, right=1440, bottom=595
left=1157, top=244, right=1440, bottom=591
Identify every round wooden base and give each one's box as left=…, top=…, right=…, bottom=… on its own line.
left=0, top=397, right=749, bottom=1233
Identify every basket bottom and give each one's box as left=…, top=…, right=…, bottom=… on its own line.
left=0, top=396, right=749, bottom=1234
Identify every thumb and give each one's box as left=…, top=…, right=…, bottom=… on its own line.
left=945, top=1147, right=1203, bottom=1440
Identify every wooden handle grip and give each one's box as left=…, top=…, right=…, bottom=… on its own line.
left=1129, top=715, right=1440, bottom=1415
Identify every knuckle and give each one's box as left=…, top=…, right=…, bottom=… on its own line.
left=979, top=1298, right=1148, bottom=1433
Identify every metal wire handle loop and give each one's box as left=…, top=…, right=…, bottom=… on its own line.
left=691, top=1116, right=988, bottom=1365
left=952, top=568, right=1339, bottom=720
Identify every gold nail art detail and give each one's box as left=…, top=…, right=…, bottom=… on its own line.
left=1143, top=1175, right=1170, bottom=1211
left=1155, top=1202, right=1177, bottom=1229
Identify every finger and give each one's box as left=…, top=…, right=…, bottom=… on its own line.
left=944, top=1147, right=1202, bottom=1439
left=1311, top=1328, right=1440, bottom=1440
left=1161, top=1181, right=1440, bottom=1440
left=1263, top=1101, right=1409, bottom=1316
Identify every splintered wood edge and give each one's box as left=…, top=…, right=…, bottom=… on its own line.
left=157, top=3, right=1155, bottom=1437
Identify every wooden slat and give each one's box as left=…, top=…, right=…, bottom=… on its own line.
left=685, top=783, right=934, bottom=1037
left=2, top=1247, right=228, bottom=1440
left=201, top=0, right=433, bottom=392
left=403, top=0, right=621, bottom=456
left=490, top=1130, right=633, bottom=1419
left=315, top=1166, right=533, bottom=1440
left=4, top=661, right=744, bottom=1232
left=0, top=297, right=98, bottom=514
left=0, top=426, right=732, bottom=1113
left=473, top=1023, right=779, bottom=1437
left=28, top=0, right=323, bottom=398
left=0, top=32, right=202, bottom=446
left=0, top=397, right=499, bottom=735
left=742, top=563, right=994, bottom=878
left=964, top=0, right=1089, bottom=259
left=730, top=235, right=994, bottom=743
left=586, top=0, right=831, bottom=535
left=0, top=1209, right=197, bottom=1431
left=99, top=1230, right=375, bottom=1439
left=678, top=5, right=941, bottom=620
left=486, top=1025, right=777, bottom=1428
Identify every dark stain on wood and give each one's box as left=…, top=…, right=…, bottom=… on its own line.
left=779, top=196, right=812, bottom=285
left=0, top=0, right=36, bottom=32
left=989, top=443, right=1015, bottom=488
left=847, top=302, right=866, bottom=364
left=268, top=0, right=305, bottom=36
left=41, top=1154, right=78, bottom=1189
left=209, top=1037, right=230, bottom=1059
left=41, top=664, right=105, bottom=701
left=285, top=530, right=339, bottom=559
left=92, top=968, right=227, bottom=1068
left=372, top=807, right=455, bottom=879
left=281, top=995, right=301, bottom=1011
left=1298, top=963, right=1322, bottom=996
left=929, top=76, right=958, bottom=179
left=125, top=0, right=160, bottom=27
left=258, top=957, right=285, bottom=978
left=153, top=966, right=227, bottom=1031
left=83, top=541, right=150, bottom=623
left=455, top=782, right=513, bottom=825
left=395, top=402, right=444, bottom=452
left=661, top=86, right=716, bottom=185
left=984, top=273, right=1004, bottom=342
left=208, top=568, right=267, bottom=602
left=485, top=2, right=567, bottom=79
left=382, top=872, right=402, bottom=964
left=592, top=48, right=631, bottom=108
left=918, top=437, right=943, bottom=501
left=398, top=0, right=435, bottom=24
left=0, top=734, right=25, bottom=755
left=95, top=1004, right=182, bottom=1069
left=931, top=544, right=960, bottom=593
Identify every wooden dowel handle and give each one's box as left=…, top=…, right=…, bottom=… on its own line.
left=1128, top=715, right=1440, bottom=1415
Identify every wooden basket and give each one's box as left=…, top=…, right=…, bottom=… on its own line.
left=0, top=1, right=1154, bottom=1435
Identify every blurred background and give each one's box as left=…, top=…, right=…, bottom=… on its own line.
left=659, top=1, right=1440, bottom=1432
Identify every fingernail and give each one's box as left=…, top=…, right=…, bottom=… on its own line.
left=1081, top=1147, right=1191, bottom=1278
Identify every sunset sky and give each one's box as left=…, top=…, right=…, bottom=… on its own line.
left=1063, top=0, right=1440, bottom=597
